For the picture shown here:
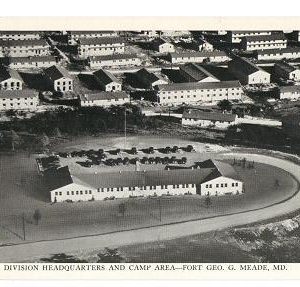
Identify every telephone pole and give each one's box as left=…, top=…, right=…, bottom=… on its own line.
left=158, top=198, right=162, bottom=222
left=124, top=107, right=127, bottom=149
left=22, top=213, right=26, bottom=241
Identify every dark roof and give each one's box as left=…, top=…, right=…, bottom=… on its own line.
left=0, top=31, right=40, bottom=35
left=243, top=33, right=286, bottom=42
left=279, top=85, right=300, bottom=93
left=169, top=51, right=228, bottom=58
left=8, top=56, right=56, bottom=64
left=229, top=56, right=268, bottom=76
left=79, top=91, right=129, bottom=101
left=0, top=39, right=49, bottom=47
left=69, top=31, right=116, bottom=35
left=78, top=37, right=125, bottom=46
left=0, top=89, right=38, bottom=99
left=182, top=109, right=237, bottom=122
left=157, top=80, right=242, bottom=92
left=135, top=68, right=167, bottom=86
left=89, top=53, right=138, bottom=62
left=180, top=63, right=218, bottom=82
left=255, top=47, right=300, bottom=55
left=44, top=65, right=72, bottom=81
left=275, top=61, right=299, bottom=74
left=0, top=66, right=23, bottom=82
left=73, top=168, right=215, bottom=189
left=44, top=166, right=73, bottom=191
left=93, top=69, right=120, bottom=85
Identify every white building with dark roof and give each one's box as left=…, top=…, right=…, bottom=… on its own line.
left=77, top=37, right=125, bottom=58
left=241, top=33, right=287, bottom=51
left=156, top=80, right=243, bottom=105
left=182, top=109, right=237, bottom=128
left=8, top=56, right=57, bottom=70
left=134, top=68, right=168, bottom=89
left=93, top=69, right=122, bottom=92
left=79, top=91, right=130, bottom=107
left=44, top=65, right=73, bottom=92
left=227, top=31, right=272, bottom=43
left=196, top=39, right=214, bottom=51
left=179, top=63, right=220, bottom=83
left=228, top=57, right=270, bottom=85
left=255, top=47, right=300, bottom=61
left=278, top=85, right=300, bottom=100
left=274, top=61, right=300, bottom=81
left=168, top=51, right=230, bottom=64
left=67, top=31, right=117, bottom=45
left=152, top=38, right=175, bottom=53
left=0, top=39, right=51, bottom=57
left=0, top=89, right=39, bottom=110
left=46, top=160, right=244, bottom=202
left=0, top=66, right=23, bottom=90
left=0, top=31, right=40, bottom=41
left=88, top=54, right=141, bottom=69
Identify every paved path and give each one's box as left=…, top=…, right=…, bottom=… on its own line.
left=0, top=153, right=300, bottom=262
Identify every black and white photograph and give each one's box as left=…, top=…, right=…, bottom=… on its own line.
left=1, top=16, right=300, bottom=281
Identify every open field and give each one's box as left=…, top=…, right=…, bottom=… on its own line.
left=0, top=136, right=298, bottom=247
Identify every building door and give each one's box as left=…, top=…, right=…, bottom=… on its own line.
left=196, top=185, right=201, bottom=195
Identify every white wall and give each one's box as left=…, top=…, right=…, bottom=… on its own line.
left=0, top=96, right=38, bottom=111
left=0, top=79, right=23, bottom=90
left=80, top=97, right=130, bottom=107
left=200, top=176, right=243, bottom=196
left=182, top=117, right=235, bottom=129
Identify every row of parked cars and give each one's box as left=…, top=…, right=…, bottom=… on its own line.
left=57, top=145, right=195, bottom=159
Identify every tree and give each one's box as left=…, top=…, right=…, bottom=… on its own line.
left=52, top=127, right=62, bottom=137
left=118, top=203, right=126, bottom=217
left=33, top=209, right=41, bottom=225
left=10, top=130, right=21, bottom=151
left=218, top=99, right=232, bottom=112
left=205, top=195, right=212, bottom=207
left=97, top=248, right=124, bottom=263
left=40, top=133, right=50, bottom=147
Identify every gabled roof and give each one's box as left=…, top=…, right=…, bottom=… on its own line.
left=89, top=53, right=138, bottom=62
left=275, top=61, right=299, bottom=74
left=243, top=33, right=286, bottom=42
left=169, top=50, right=228, bottom=59
left=44, top=166, right=73, bottom=191
left=0, top=66, right=23, bottom=82
left=0, top=39, right=49, bottom=47
left=78, top=37, right=125, bottom=46
left=93, top=69, right=120, bottom=85
left=157, top=80, right=242, bottom=92
left=135, top=68, right=167, bottom=86
left=79, top=91, right=129, bottom=102
left=183, top=109, right=236, bottom=122
left=44, top=65, right=72, bottom=81
left=8, top=56, right=56, bottom=64
left=229, top=56, right=269, bottom=76
left=255, top=47, right=300, bottom=55
left=179, top=63, right=219, bottom=82
left=279, top=85, right=300, bottom=93
left=0, top=89, right=38, bottom=99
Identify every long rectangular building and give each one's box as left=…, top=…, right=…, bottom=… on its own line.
left=255, top=47, right=300, bottom=61
left=77, top=37, right=125, bottom=58
left=0, top=31, right=40, bottom=41
left=241, top=33, right=287, bottom=51
left=8, top=56, right=57, bottom=69
left=67, top=30, right=117, bottom=45
left=88, top=54, right=141, bottom=69
left=274, top=61, right=300, bottom=81
left=0, top=89, right=39, bottom=111
left=46, top=160, right=243, bottom=202
left=0, top=39, right=51, bottom=57
left=167, top=51, right=230, bottom=64
left=156, top=80, right=243, bottom=105
left=79, top=91, right=130, bottom=107
left=227, top=31, right=272, bottom=43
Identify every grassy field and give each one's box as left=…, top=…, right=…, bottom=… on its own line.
left=0, top=136, right=298, bottom=245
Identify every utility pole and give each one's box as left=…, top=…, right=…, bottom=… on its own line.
left=124, top=107, right=127, bottom=149
left=22, top=213, right=26, bottom=241
left=158, top=198, right=162, bottom=222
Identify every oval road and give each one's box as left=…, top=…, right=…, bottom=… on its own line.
left=1, top=153, right=300, bottom=262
